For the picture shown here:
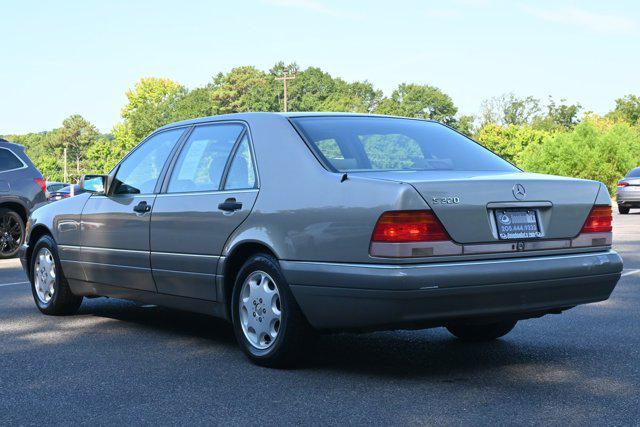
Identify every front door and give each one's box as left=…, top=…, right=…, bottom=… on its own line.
left=150, top=124, right=258, bottom=300
left=79, top=128, right=186, bottom=291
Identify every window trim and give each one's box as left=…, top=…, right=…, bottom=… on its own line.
left=0, top=147, right=28, bottom=174
left=106, top=126, right=191, bottom=197
left=220, top=129, right=259, bottom=191
left=160, top=120, right=259, bottom=195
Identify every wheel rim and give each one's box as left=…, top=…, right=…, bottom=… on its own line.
left=239, top=271, right=282, bottom=350
left=0, top=214, right=22, bottom=256
left=34, top=247, right=56, bottom=304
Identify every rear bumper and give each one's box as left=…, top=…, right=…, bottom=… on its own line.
left=617, top=190, right=640, bottom=204
left=282, top=250, right=623, bottom=331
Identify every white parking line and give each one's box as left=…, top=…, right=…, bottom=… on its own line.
left=622, top=269, right=640, bottom=277
left=0, top=281, right=29, bottom=287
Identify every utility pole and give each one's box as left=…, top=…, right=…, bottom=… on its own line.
left=63, top=147, right=68, bottom=183
left=275, top=72, right=296, bottom=112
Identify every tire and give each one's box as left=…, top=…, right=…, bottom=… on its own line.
left=618, top=206, right=630, bottom=214
left=30, top=234, right=83, bottom=315
left=0, top=208, right=25, bottom=259
left=231, top=253, right=313, bottom=368
left=446, top=320, right=517, bottom=342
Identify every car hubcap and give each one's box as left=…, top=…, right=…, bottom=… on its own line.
left=0, top=214, right=21, bottom=256
left=34, top=247, right=56, bottom=304
left=239, top=271, right=282, bottom=350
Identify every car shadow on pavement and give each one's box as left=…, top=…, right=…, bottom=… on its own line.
left=77, top=298, right=236, bottom=344
left=303, top=331, right=568, bottom=378
left=76, top=297, right=575, bottom=379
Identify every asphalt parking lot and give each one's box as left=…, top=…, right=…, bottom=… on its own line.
left=1, top=211, right=639, bottom=425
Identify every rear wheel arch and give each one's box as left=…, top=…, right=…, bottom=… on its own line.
left=222, top=241, right=279, bottom=317
left=0, top=201, right=27, bottom=224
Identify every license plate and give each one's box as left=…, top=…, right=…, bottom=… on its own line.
left=495, top=209, right=542, bottom=239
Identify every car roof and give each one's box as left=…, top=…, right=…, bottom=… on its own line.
left=0, top=138, right=25, bottom=151
left=156, top=112, right=434, bottom=132
left=626, top=166, right=640, bottom=175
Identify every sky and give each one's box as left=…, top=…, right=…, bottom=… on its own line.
left=1, top=0, right=638, bottom=134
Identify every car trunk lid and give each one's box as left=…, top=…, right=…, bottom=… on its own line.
left=355, top=170, right=602, bottom=244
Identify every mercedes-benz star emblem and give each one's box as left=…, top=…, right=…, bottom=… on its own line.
left=512, top=183, right=526, bottom=200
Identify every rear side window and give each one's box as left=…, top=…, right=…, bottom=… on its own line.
left=168, top=124, right=244, bottom=193
left=292, top=116, right=518, bottom=172
left=0, top=148, right=24, bottom=172
left=224, top=134, right=257, bottom=190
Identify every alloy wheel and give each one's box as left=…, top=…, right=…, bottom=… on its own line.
left=34, top=247, right=56, bottom=304
left=0, top=213, right=22, bottom=256
left=239, top=270, right=282, bottom=350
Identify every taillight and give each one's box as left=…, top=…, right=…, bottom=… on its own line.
left=372, top=211, right=449, bottom=242
left=618, top=181, right=629, bottom=188
left=34, top=178, right=46, bottom=193
left=580, top=205, right=612, bottom=233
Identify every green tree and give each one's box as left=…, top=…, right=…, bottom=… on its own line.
left=545, top=97, right=582, bottom=129
left=320, top=80, right=383, bottom=113
left=375, top=83, right=458, bottom=124
left=86, top=122, right=136, bottom=174
left=607, top=94, right=640, bottom=126
left=453, top=115, right=475, bottom=136
left=284, top=66, right=339, bottom=111
left=532, top=97, right=582, bottom=130
left=481, top=93, right=541, bottom=126
left=52, top=115, right=100, bottom=181
left=174, top=86, right=217, bottom=121
left=211, top=66, right=278, bottom=113
left=121, top=77, right=187, bottom=141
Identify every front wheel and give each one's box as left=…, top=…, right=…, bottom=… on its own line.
left=618, top=206, right=630, bottom=214
left=446, top=320, right=517, bottom=342
left=231, top=253, right=313, bottom=368
left=0, top=208, right=25, bottom=259
left=30, top=235, right=83, bottom=315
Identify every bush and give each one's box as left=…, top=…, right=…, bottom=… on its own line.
left=520, top=119, right=640, bottom=194
left=475, top=123, right=550, bottom=165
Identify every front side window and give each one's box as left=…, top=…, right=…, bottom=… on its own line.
left=167, top=124, right=244, bottom=193
left=224, top=134, right=256, bottom=190
left=0, top=148, right=24, bottom=172
left=292, top=116, right=518, bottom=172
left=112, top=128, right=185, bottom=195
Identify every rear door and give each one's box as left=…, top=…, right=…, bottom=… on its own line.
left=150, top=123, right=258, bottom=301
left=79, top=128, right=186, bottom=291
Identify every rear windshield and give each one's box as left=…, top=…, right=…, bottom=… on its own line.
left=626, top=168, right=640, bottom=178
left=291, top=116, right=518, bottom=172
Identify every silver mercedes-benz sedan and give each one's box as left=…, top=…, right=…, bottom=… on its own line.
left=20, top=113, right=623, bottom=367
left=617, top=167, right=640, bottom=214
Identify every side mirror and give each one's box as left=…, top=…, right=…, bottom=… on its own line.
left=80, top=175, right=107, bottom=194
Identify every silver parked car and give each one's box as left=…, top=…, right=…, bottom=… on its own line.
left=617, top=167, right=640, bottom=214
left=20, top=113, right=623, bottom=367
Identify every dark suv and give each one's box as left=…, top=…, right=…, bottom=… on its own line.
left=0, top=138, right=46, bottom=258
